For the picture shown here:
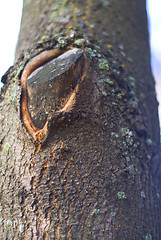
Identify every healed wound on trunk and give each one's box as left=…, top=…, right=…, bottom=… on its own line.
left=20, top=48, right=86, bottom=150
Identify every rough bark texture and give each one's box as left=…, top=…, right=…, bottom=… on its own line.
left=0, top=0, right=161, bottom=239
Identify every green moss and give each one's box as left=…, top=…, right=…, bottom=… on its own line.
left=121, top=128, right=127, bottom=137
left=117, top=93, right=122, bottom=100
left=121, top=128, right=132, bottom=137
left=24, top=51, right=30, bottom=60
left=12, top=65, right=23, bottom=79
left=4, top=143, right=10, bottom=153
left=74, top=38, right=85, bottom=47
left=86, top=47, right=97, bottom=57
left=61, top=0, right=68, bottom=7
left=99, top=59, right=109, bottom=71
left=93, top=209, right=100, bottom=214
left=130, top=99, right=138, bottom=108
left=125, top=136, right=133, bottom=146
left=7, top=219, right=12, bottom=228
left=104, top=78, right=114, bottom=85
left=117, top=191, right=126, bottom=199
left=121, top=128, right=134, bottom=146
left=99, top=78, right=114, bottom=85
left=128, top=165, right=135, bottom=175
left=102, top=91, right=107, bottom=97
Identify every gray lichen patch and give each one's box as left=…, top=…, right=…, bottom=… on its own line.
left=117, top=191, right=126, bottom=199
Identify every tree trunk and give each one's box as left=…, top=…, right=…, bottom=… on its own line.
left=0, top=0, right=160, bottom=239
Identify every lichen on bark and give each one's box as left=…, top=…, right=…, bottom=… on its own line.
left=0, top=0, right=161, bottom=239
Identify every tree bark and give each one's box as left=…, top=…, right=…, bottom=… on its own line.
left=0, top=0, right=161, bottom=239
